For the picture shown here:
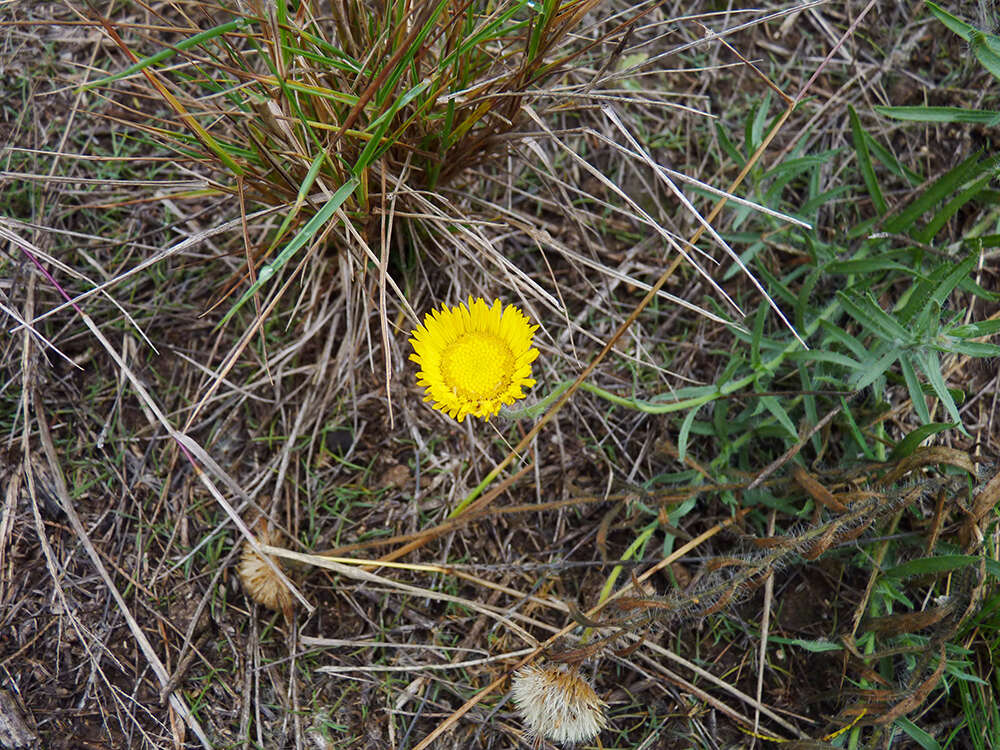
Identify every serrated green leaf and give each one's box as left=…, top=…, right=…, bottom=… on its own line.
left=852, top=347, right=901, bottom=391
left=886, top=151, right=989, bottom=234
left=943, top=340, right=1000, bottom=357
left=819, top=319, right=870, bottom=360
left=900, top=355, right=931, bottom=424
left=948, top=318, right=1000, bottom=337
left=916, top=349, right=962, bottom=424
left=917, top=169, right=997, bottom=243
left=837, top=291, right=910, bottom=341
left=789, top=349, right=865, bottom=370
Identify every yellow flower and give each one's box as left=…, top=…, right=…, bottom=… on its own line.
left=409, top=297, right=539, bottom=422
left=510, top=663, right=608, bottom=745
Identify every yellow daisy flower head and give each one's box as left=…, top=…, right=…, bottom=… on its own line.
left=409, top=297, right=539, bottom=423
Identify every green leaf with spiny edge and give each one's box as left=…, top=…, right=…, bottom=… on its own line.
left=837, top=291, right=910, bottom=342
left=942, top=340, right=1000, bottom=357
left=927, top=254, right=979, bottom=310
left=917, top=381, right=966, bottom=405
left=915, top=349, right=962, bottom=425
left=818, top=318, right=870, bottom=361
left=897, top=263, right=954, bottom=327
left=852, top=346, right=902, bottom=392
left=788, top=349, right=865, bottom=371
left=948, top=318, right=1000, bottom=338
left=972, top=30, right=1000, bottom=80
left=910, top=298, right=940, bottom=340
left=959, top=275, right=1000, bottom=302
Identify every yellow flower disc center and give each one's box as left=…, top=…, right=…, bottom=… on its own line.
left=440, top=332, right=514, bottom=400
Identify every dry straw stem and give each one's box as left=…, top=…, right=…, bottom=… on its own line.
left=15, top=274, right=213, bottom=747
left=3, top=226, right=312, bottom=604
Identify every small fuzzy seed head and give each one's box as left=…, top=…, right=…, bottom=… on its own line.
left=510, top=664, right=607, bottom=746
left=237, top=524, right=294, bottom=622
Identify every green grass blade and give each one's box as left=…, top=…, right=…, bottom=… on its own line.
left=221, top=177, right=360, bottom=325
left=896, top=716, right=943, bottom=750
left=849, top=105, right=887, bottom=214
left=677, top=406, right=700, bottom=464
left=886, top=152, right=989, bottom=234
left=81, top=18, right=250, bottom=90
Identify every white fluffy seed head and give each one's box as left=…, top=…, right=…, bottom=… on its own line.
left=510, top=663, right=607, bottom=745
